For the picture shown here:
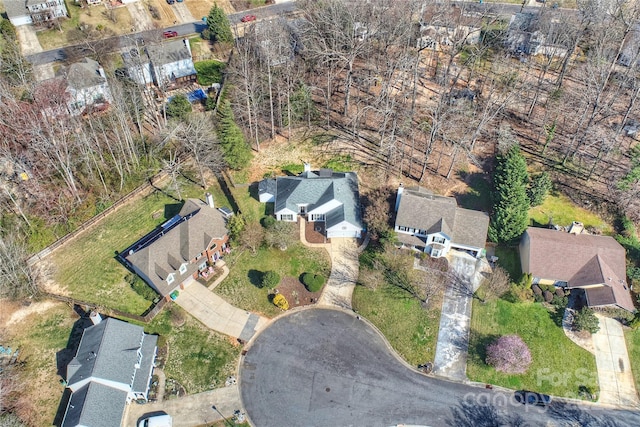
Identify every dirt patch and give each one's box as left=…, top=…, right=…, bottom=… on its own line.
left=5, top=301, right=58, bottom=326
left=276, top=276, right=321, bottom=308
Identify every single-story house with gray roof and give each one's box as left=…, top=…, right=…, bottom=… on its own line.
left=122, top=194, right=229, bottom=298
left=258, top=163, right=364, bottom=239
left=61, top=314, right=158, bottom=427
left=394, top=185, right=489, bottom=259
left=520, top=227, right=635, bottom=312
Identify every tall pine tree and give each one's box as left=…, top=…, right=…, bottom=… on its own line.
left=207, top=4, right=233, bottom=44
left=216, top=100, right=252, bottom=170
left=489, top=144, right=530, bottom=243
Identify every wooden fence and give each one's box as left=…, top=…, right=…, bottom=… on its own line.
left=27, top=172, right=170, bottom=266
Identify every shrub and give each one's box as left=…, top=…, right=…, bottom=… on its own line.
left=573, top=307, right=600, bottom=333
left=165, top=94, right=192, bottom=120
left=302, top=273, right=326, bottom=292
left=531, top=284, right=542, bottom=296
left=273, top=293, right=289, bottom=310
left=126, top=273, right=158, bottom=302
left=543, top=290, right=554, bottom=303
left=555, top=287, right=565, bottom=298
left=261, top=216, right=276, bottom=229
left=486, top=335, right=532, bottom=374
left=551, top=295, right=568, bottom=308
left=528, top=172, right=552, bottom=207
left=262, top=271, right=280, bottom=289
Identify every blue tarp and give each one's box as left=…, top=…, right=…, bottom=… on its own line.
left=187, top=88, right=207, bottom=103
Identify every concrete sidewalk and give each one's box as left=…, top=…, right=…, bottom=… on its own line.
left=124, top=384, right=241, bottom=427
left=175, top=282, right=268, bottom=341
left=593, top=314, right=640, bottom=407
left=432, top=251, right=488, bottom=381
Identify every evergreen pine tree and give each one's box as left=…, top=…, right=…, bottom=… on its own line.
left=489, top=144, right=530, bottom=243
left=207, top=4, right=233, bottom=44
left=216, top=101, right=252, bottom=170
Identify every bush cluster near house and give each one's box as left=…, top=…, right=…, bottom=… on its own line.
left=194, top=60, right=225, bottom=86
left=273, top=293, right=289, bottom=310
left=126, top=272, right=159, bottom=302
left=262, top=271, right=281, bottom=289
left=302, top=273, right=326, bottom=292
left=573, top=307, right=600, bottom=333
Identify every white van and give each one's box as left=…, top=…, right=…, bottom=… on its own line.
left=138, top=414, right=173, bottom=427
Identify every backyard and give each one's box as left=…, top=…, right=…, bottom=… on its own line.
left=467, top=298, right=599, bottom=399
left=48, top=175, right=232, bottom=314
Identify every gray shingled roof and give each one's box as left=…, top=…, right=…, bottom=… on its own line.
left=61, top=382, right=128, bottom=427
left=273, top=171, right=363, bottom=231
left=132, top=334, right=158, bottom=393
left=145, top=39, right=192, bottom=67
left=125, top=199, right=228, bottom=296
left=523, top=227, right=634, bottom=312
left=395, top=188, right=489, bottom=249
left=67, top=318, right=144, bottom=387
left=57, top=58, right=106, bottom=91
left=4, top=0, right=28, bottom=19
left=259, top=178, right=276, bottom=197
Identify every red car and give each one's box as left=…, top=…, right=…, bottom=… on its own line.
left=163, top=30, right=178, bottom=38
left=241, top=14, right=256, bottom=23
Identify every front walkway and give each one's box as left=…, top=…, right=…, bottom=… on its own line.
left=592, top=314, right=640, bottom=407
left=432, top=251, right=489, bottom=381
left=124, top=384, right=241, bottom=427
left=175, top=282, right=268, bottom=342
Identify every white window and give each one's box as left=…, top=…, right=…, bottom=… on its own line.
left=179, top=263, right=187, bottom=275
left=311, top=214, right=325, bottom=221
left=167, top=274, right=175, bottom=285
left=398, top=226, right=407, bottom=232
left=432, top=248, right=442, bottom=258
left=433, top=236, right=446, bottom=245
left=299, top=205, right=307, bottom=214
left=199, top=261, right=207, bottom=271
left=281, top=214, right=294, bottom=221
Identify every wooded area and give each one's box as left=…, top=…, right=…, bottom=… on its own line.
left=2, top=0, right=640, bottom=299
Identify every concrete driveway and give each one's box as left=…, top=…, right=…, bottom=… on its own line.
left=123, top=384, right=241, bottom=427
left=318, top=237, right=359, bottom=309
left=239, top=308, right=639, bottom=427
left=127, top=2, right=155, bottom=32
left=432, top=251, right=487, bottom=381
left=173, top=2, right=195, bottom=23
left=593, top=314, right=640, bottom=407
left=175, top=282, right=268, bottom=341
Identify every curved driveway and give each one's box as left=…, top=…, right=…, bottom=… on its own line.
left=240, top=308, right=640, bottom=427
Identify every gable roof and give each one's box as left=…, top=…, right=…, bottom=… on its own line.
left=124, top=199, right=228, bottom=296
left=61, top=382, right=128, bottom=427
left=271, top=171, right=363, bottom=231
left=57, top=58, right=106, bottom=91
left=62, top=317, right=157, bottom=427
left=4, top=1, right=29, bottom=19
left=395, top=187, right=489, bottom=249
left=523, top=227, right=634, bottom=312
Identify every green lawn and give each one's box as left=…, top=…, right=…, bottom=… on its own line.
left=228, top=180, right=268, bottom=224
left=144, top=307, right=241, bottom=394
left=49, top=177, right=231, bottom=314
left=468, top=299, right=598, bottom=398
left=529, top=193, right=612, bottom=234
left=353, top=283, right=441, bottom=366
left=625, top=328, right=640, bottom=395
left=494, top=245, right=522, bottom=281
left=215, top=243, right=331, bottom=317
left=9, top=302, right=75, bottom=427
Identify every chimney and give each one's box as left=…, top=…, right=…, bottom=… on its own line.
left=395, top=183, right=404, bottom=211
left=568, top=221, right=584, bottom=235
left=205, top=192, right=214, bottom=209
left=89, top=311, right=102, bottom=325
left=303, top=163, right=311, bottom=173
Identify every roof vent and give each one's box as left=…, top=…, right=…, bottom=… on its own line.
left=568, top=221, right=584, bottom=235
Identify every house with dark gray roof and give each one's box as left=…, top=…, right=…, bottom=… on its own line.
left=123, top=39, right=197, bottom=88
left=56, top=58, right=112, bottom=116
left=122, top=194, right=229, bottom=297
left=5, top=0, right=68, bottom=26
left=61, top=314, right=158, bottom=427
left=520, top=227, right=635, bottom=312
left=258, top=164, right=364, bottom=239
left=394, top=186, right=489, bottom=259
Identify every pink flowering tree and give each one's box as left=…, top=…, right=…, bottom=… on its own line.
left=486, top=335, right=532, bottom=374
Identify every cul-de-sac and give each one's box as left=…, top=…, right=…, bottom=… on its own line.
left=2, top=0, right=640, bottom=426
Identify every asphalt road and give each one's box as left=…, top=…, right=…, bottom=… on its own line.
left=240, top=308, right=640, bottom=427
left=24, top=1, right=298, bottom=66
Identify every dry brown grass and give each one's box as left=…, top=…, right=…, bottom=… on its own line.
left=186, top=0, right=235, bottom=22
left=150, top=0, right=180, bottom=27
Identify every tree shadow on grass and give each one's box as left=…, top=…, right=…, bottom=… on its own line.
left=467, top=332, right=500, bottom=366
left=248, top=269, right=263, bottom=288
left=452, top=171, right=492, bottom=213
